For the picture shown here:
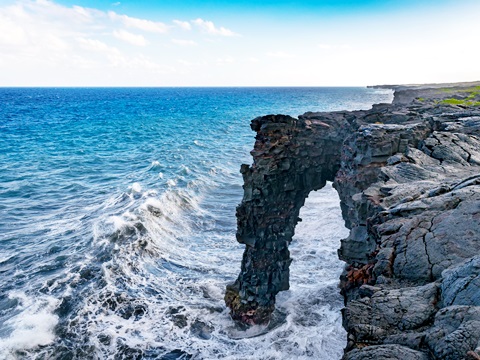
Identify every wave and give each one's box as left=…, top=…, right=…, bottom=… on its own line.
left=0, top=182, right=348, bottom=359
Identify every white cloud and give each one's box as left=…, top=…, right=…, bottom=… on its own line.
left=266, top=51, right=296, bottom=59
left=77, top=37, right=173, bottom=73
left=77, top=37, right=122, bottom=66
left=318, top=43, right=351, bottom=50
left=71, top=5, right=96, bottom=22
left=28, top=0, right=104, bottom=25
left=126, top=55, right=175, bottom=72
left=216, top=56, right=235, bottom=65
left=173, top=20, right=191, bottom=30
left=70, top=55, right=97, bottom=69
left=77, top=37, right=119, bottom=53
left=0, top=13, right=28, bottom=46
left=171, top=39, right=197, bottom=46
left=113, top=29, right=148, bottom=46
left=108, top=11, right=168, bottom=33
left=318, top=43, right=332, bottom=50
left=178, top=59, right=193, bottom=66
left=0, top=1, right=86, bottom=54
left=191, top=18, right=236, bottom=36
left=0, top=0, right=182, bottom=85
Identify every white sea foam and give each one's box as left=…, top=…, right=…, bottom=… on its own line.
left=0, top=255, right=13, bottom=264
left=130, top=182, right=142, bottom=194
left=150, top=160, right=162, bottom=169
left=180, top=165, right=191, bottom=175
left=0, top=292, right=59, bottom=359
left=62, top=182, right=347, bottom=359
left=28, top=168, right=346, bottom=359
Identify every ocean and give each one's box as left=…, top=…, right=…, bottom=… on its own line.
left=0, top=87, right=393, bottom=359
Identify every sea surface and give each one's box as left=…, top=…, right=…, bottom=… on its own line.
left=0, top=87, right=393, bottom=359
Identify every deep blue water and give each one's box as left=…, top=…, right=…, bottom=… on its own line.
left=0, top=87, right=392, bottom=359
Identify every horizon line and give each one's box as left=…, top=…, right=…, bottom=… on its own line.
left=0, top=85, right=377, bottom=88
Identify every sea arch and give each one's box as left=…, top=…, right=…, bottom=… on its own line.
left=225, top=112, right=354, bottom=325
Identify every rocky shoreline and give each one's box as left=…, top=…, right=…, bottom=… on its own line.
left=225, top=82, right=480, bottom=359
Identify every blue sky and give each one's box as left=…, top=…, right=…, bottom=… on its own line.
left=0, top=0, right=479, bottom=86
left=25, top=0, right=468, bottom=26
left=51, top=0, right=458, bottom=15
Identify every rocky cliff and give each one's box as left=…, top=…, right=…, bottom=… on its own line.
left=225, top=83, right=480, bottom=359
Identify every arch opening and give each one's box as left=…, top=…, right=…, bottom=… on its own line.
left=274, top=183, right=349, bottom=355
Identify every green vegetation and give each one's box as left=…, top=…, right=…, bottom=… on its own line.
left=440, top=98, right=480, bottom=107
left=441, top=98, right=464, bottom=105
left=436, top=86, right=480, bottom=107
left=439, top=87, right=454, bottom=93
left=417, top=97, right=425, bottom=102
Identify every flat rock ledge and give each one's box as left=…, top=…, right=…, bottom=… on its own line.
left=225, top=83, right=480, bottom=359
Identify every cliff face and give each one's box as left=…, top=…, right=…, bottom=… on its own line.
left=226, top=84, right=480, bottom=359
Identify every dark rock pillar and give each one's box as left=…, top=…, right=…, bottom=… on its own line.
left=225, top=112, right=352, bottom=325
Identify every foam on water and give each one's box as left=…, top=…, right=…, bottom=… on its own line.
left=0, top=293, right=60, bottom=358
left=1, top=179, right=345, bottom=359
left=32, top=183, right=345, bottom=359
left=130, top=182, right=143, bottom=194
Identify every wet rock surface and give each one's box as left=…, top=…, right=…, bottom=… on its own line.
left=226, top=83, right=480, bottom=359
left=343, top=344, right=429, bottom=360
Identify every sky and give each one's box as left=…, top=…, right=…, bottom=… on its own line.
left=0, top=0, right=479, bottom=86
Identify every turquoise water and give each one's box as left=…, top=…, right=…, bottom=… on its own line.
left=0, top=87, right=392, bottom=359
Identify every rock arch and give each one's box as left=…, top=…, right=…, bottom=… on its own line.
left=225, top=112, right=353, bottom=325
